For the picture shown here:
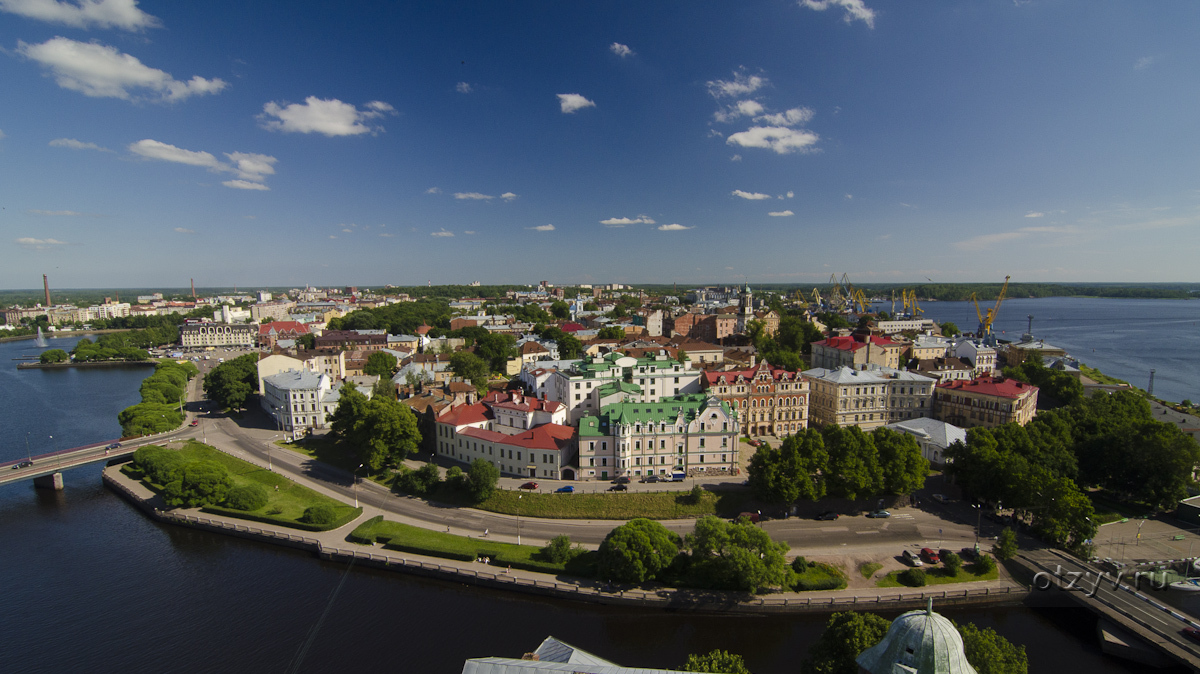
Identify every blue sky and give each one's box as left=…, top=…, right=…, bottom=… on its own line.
left=1, top=0, right=1198, bottom=290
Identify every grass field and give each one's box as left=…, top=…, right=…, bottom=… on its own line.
left=348, top=516, right=597, bottom=575
left=859, top=562, right=883, bottom=579
left=124, top=441, right=360, bottom=531
left=793, top=561, right=848, bottom=591
left=876, top=564, right=998, bottom=588
left=1079, top=364, right=1131, bottom=387
left=464, top=487, right=751, bottom=520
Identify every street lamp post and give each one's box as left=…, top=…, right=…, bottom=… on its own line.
left=353, top=463, right=363, bottom=508
left=517, top=494, right=522, bottom=546
left=267, top=435, right=278, bottom=471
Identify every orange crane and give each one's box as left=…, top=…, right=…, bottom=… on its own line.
left=972, top=275, right=1011, bottom=336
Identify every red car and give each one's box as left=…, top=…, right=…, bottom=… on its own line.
left=519, top=482, right=538, bottom=490
left=189, top=420, right=199, bottom=427
left=921, top=548, right=941, bottom=564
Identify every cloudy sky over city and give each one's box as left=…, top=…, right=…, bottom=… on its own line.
left=1, top=0, right=1198, bottom=289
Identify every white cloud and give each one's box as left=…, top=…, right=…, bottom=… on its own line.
left=714, top=99, right=766, bottom=123
left=707, top=69, right=768, bottom=98
left=501, top=192, right=518, bottom=201
left=754, top=106, right=814, bottom=127
left=610, top=42, right=633, bottom=58
left=730, top=154, right=742, bottom=162
left=425, top=187, right=441, bottom=194
left=768, top=210, right=794, bottom=217
left=222, top=179, right=269, bottom=190
left=341, top=228, right=354, bottom=233
left=953, top=225, right=1084, bottom=251
left=528, top=224, right=556, bottom=232
left=732, top=189, right=772, bottom=200
left=1134, top=55, right=1156, bottom=70
left=379, top=232, right=394, bottom=238
left=600, top=215, right=655, bottom=227
left=27, top=209, right=83, bottom=216
left=259, top=96, right=394, bottom=136
left=1024, top=211, right=1045, bottom=218
left=16, top=237, right=68, bottom=249
left=128, top=139, right=276, bottom=190
left=726, top=126, right=819, bottom=154
left=329, top=235, right=337, bottom=239
left=0, top=0, right=159, bottom=30
left=454, top=192, right=493, bottom=200
left=557, top=93, right=596, bottom=113
left=174, top=227, right=194, bottom=234
left=17, top=37, right=227, bottom=102
left=463, top=230, right=476, bottom=235
left=431, top=229, right=454, bottom=237
left=786, top=191, right=795, bottom=198
left=657, top=223, right=693, bottom=231
left=845, top=193, right=853, bottom=200
left=49, top=137, right=110, bottom=152
left=798, top=0, right=876, bottom=29
left=0, top=129, right=6, bottom=139
left=456, top=81, right=472, bottom=93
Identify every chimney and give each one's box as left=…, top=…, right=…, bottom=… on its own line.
left=43, top=274, right=51, bottom=306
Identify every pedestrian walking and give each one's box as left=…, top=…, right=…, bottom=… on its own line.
left=483, top=528, right=489, bottom=537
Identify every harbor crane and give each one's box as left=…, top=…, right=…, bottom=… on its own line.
left=971, top=275, right=1011, bottom=337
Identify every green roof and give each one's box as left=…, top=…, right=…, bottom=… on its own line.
left=580, top=393, right=733, bottom=431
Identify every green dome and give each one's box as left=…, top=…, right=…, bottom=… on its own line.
left=855, top=600, right=978, bottom=674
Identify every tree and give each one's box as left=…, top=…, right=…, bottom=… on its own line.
left=872, top=427, right=929, bottom=495
left=746, top=429, right=827, bottom=504
left=549, top=300, right=571, bottom=320
left=329, top=385, right=422, bottom=469
left=39, top=349, right=68, bottom=364
left=202, top=354, right=259, bottom=411
left=801, top=611, right=891, bottom=674
left=943, top=551, right=963, bottom=576
left=297, top=333, right=316, bottom=350
left=681, top=650, right=751, bottom=674
left=540, top=534, right=579, bottom=564
left=583, top=301, right=599, bottom=311
left=957, top=622, right=1029, bottom=674
left=940, top=321, right=960, bottom=336
left=371, top=376, right=397, bottom=401
left=450, top=351, right=490, bottom=391
left=476, top=332, right=516, bottom=372
left=597, top=518, right=681, bottom=583
left=597, top=326, right=625, bottom=340
left=162, top=460, right=232, bottom=508
left=994, top=528, right=1018, bottom=561
left=821, top=426, right=883, bottom=500
left=118, top=402, right=183, bottom=437
left=685, top=516, right=790, bottom=593
left=467, top=458, right=499, bottom=502
left=363, top=351, right=398, bottom=377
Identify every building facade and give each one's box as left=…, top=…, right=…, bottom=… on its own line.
left=702, top=360, right=808, bottom=438
left=934, top=376, right=1039, bottom=428
left=260, top=369, right=346, bottom=438
left=810, top=333, right=903, bottom=370
left=434, top=391, right=576, bottom=479
left=179, top=323, right=257, bottom=348
left=803, top=365, right=936, bottom=430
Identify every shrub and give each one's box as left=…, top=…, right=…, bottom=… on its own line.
left=994, top=527, right=1018, bottom=561
left=133, top=446, right=187, bottom=485
left=791, top=556, right=808, bottom=572
left=973, top=554, right=997, bottom=575
left=445, top=466, right=467, bottom=490
left=224, top=483, right=270, bottom=511
left=898, top=568, right=927, bottom=587
left=688, top=484, right=704, bottom=504
left=541, top=534, right=577, bottom=564
left=301, top=504, right=337, bottom=525
left=162, top=460, right=232, bottom=508
left=943, top=551, right=962, bottom=576
left=793, top=562, right=848, bottom=591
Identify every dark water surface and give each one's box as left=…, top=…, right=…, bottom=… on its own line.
left=0, top=320, right=1178, bottom=673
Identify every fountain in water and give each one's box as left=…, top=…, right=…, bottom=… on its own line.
left=34, top=327, right=48, bottom=348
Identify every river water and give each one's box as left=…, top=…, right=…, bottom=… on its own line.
left=0, top=312, right=1185, bottom=673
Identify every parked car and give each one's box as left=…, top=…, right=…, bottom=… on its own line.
left=519, top=482, right=538, bottom=490
left=614, top=476, right=631, bottom=484
left=189, top=420, right=199, bottom=427
left=736, top=512, right=761, bottom=524
left=608, top=483, right=628, bottom=492
left=902, top=549, right=924, bottom=567
left=866, top=510, right=891, bottom=518
left=921, top=548, right=941, bottom=564
left=816, top=511, right=840, bottom=521
left=640, top=475, right=660, bottom=483
left=554, top=485, right=574, bottom=494
left=931, top=493, right=948, bottom=503
left=959, top=547, right=978, bottom=562
left=670, top=471, right=686, bottom=482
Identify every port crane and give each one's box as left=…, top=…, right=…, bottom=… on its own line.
left=971, top=275, right=1011, bottom=337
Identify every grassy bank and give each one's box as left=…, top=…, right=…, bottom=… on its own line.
left=1079, top=364, right=1132, bottom=388
left=876, top=565, right=998, bottom=588
left=124, top=441, right=360, bottom=531
left=348, top=516, right=597, bottom=575
left=467, top=488, right=749, bottom=520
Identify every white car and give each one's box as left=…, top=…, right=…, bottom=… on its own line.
left=902, top=549, right=924, bottom=567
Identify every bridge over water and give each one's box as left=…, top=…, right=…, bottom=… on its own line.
left=1, top=435, right=170, bottom=489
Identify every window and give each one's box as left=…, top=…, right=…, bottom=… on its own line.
left=700, top=439, right=705, bottom=448
left=589, top=458, right=595, bottom=466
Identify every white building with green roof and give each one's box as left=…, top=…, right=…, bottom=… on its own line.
left=577, top=393, right=738, bottom=481
left=551, top=351, right=702, bottom=423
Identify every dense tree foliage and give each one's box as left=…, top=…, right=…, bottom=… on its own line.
left=746, top=430, right=827, bottom=504
left=450, top=351, right=490, bottom=391
left=994, top=528, right=1018, bottom=561
left=801, top=611, right=892, bottom=674
left=117, top=361, right=198, bottom=436
left=537, top=325, right=583, bottom=359
left=162, top=460, right=233, bottom=508
left=597, top=326, right=625, bottom=340
left=956, top=622, right=1029, bottom=674
left=940, top=321, right=960, bottom=336
left=328, top=298, right=452, bottom=335
left=684, top=516, right=791, bottom=593
left=328, top=384, right=422, bottom=470
left=363, top=350, right=398, bottom=377
left=597, top=518, right=681, bottom=583
left=680, top=650, right=751, bottom=674
left=39, top=349, right=68, bottom=363
left=202, top=353, right=259, bottom=412
left=71, top=335, right=150, bottom=362
left=475, top=332, right=516, bottom=372
left=467, top=458, right=500, bottom=502
left=1002, top=356, right=1083, bottom=408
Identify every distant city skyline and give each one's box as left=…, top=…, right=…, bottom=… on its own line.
left=2, top=1, right=1198, bottom=289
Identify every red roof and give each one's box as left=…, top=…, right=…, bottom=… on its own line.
left=438, top=400, right=491, bottom=426
left=702, top=361, right=798, bottom=386
left=937, top=376, right=1037, bottom=399
left=259, top=321, right=310, bottom=337
left=560, top=323, right=584, bottom=332
left=816, top=334, right=898, bottom=353
left=458, top=423, right=575, bottom=452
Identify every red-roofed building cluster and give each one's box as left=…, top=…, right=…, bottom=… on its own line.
left=934, top=375, right=1039, bottom=428
left=701, top=360, right=809, bottom=437
left=435, top=391, right=576, bottom=479
left=811, top=333, right=904, bottom=370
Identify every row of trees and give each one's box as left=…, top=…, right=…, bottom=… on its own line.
left=946, top=389, right=1200, bottom=550
left=202, top=354, right=260, bottom=412
left=747, top=427, right=929, bottom=505
left=117, top=360, right=199, bottom=436
left=393, top=458, right=500, bottom=503
left=328, top=384, right=423, bottom=470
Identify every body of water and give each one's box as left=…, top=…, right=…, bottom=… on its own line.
left=0, top=314, right=1184, bottom=673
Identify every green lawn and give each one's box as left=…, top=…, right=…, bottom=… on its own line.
left=876, top=564, right=998, bottom=588
left=124, top=440, right=360, bottom=531
left=793, top=561, right=847, bottom=591
left=460, top=488, right=751, bottom=520
left=348, top=516, right=597, bottom=575
left=859, top=562, right=884, bottom=579
left=1079, top=364, right=1131, bottom=388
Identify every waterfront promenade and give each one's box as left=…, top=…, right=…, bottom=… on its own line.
left=102, top=462, right=1025, bottom=614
